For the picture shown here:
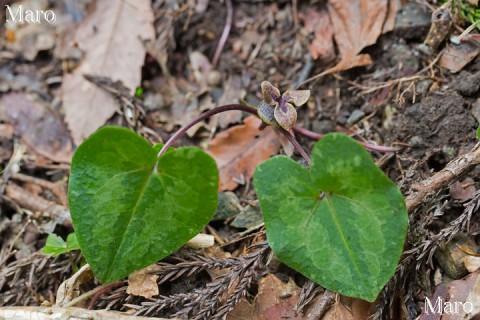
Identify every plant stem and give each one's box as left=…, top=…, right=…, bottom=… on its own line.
left=157, top=104, right=313, bottom=165
left=157, top=104, right=257, bottom=157
left=293, top=126, right=396, bottom=153
left=275, top=128, right=311, bottom=166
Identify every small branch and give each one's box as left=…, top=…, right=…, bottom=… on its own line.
left=406, top=143, right=480, bottom=212
left=0, top=307, right=170, bottom=320
left=293, top=126, right=396, bottom=153
left=212, top=0, right=233, bottom=68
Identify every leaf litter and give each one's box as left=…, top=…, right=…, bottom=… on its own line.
left=3, top=0, right=480, bottom=319
left=207, top=116, right=281, bottom=191
left=62, top=0, right=154, bottom=144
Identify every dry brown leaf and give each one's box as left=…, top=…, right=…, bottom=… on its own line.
left=215, top=75, right=245, bottom=129
left=420, top=271, right=480, bottom=319
left=62, top=0, right=154, bottom=144
left=207, top=116, right=281, bottom=191
left=256, top=275, right=302, bottom=320
left=308, top=0, right=394, bottom=78
left=300, top=8, right=335, bottom=63
left=228, top=275, right=301, bottom=320
left=126, top=265, right=162, bottom=299
left=383, top=0, right=400, bottom=34
left=439, top=42, right=480, bottom=73
left=0, top=93, right=72, bottom=163
left=56, top=264, right=93, bottom=307
left=450, top=177, right=476, bottom=201
left=227, top=298, right=258, bottom=320
left=328, top=0, right=389, bottom=58
left=323, top=302, right=355, bottom=320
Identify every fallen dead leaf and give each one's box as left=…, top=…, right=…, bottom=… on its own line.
left=62, top=0, right=154, bottom=144
left=214, top=75, right=245, bottom=129
left=207, top=116, right=281, bottom=191
left=304, top=0, right=397, bottom=81
left=300, top=7, right=335, bottom=64
left=439, top=42, right=480, bottom=73
left=227, top=274, right=301, bottom=320
left=56, top=264, right=93, bottom=307
left=383, top=0, right=400, bottom=34
left=303, top=293, right=371, bottom=320
left=227, top=298, right=257, bottom=320
left=450, top=177, right=476, bottom=201
left=322, top=302, right=355, bottom=320
left=0, top=93, right=72, bottom=163
left=420, top=271, right=480, bottom=320
left=126, top=264, right=162, bottom=299
left=256, top=275, right=302, bottom=320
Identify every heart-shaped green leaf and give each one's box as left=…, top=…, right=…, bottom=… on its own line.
left=254, top=133, right=407, bottom=302
left=68, top=127, right=218, bottom=283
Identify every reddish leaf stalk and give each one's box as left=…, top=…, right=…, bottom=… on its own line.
left=275, top=128, right=311, bottom=166
left=157, top=105, right=312, bottom=165
left=292, top=126, right=396, bottom=153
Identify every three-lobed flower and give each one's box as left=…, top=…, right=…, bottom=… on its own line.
left=257, top=81, right=310, bottom=131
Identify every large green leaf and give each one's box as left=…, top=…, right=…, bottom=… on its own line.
left=254, top=133, right=407, bottom=302
left=68, top=127, right=218, bottom=283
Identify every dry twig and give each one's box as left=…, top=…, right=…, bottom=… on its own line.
left=406, top=142, right=480, bottom=212
left=0, top=306, right=172, bottom=320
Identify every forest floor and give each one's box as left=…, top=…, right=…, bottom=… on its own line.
left=1, top=0, right=480, bottom=319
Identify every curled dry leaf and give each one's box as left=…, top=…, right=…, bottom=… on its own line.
left=126, top=264, right=162, bottom=299
left=207, top=116, right=281, bottom=191
left=56, top=264, right=93, bottom=307
left=62, top=0, right=154, bottom=144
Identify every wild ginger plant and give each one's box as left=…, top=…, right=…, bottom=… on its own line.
left=66, top=82, right=407, bottom=302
